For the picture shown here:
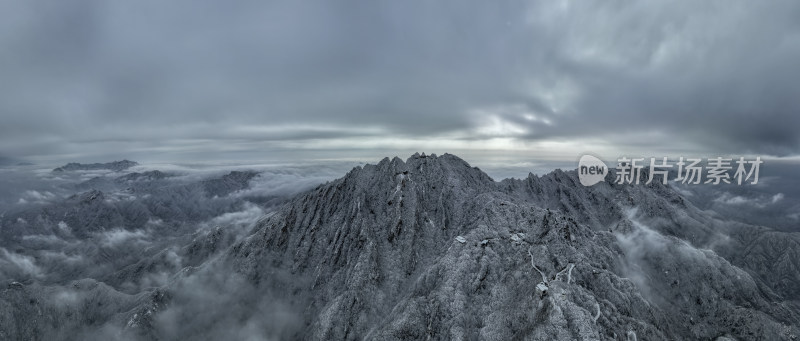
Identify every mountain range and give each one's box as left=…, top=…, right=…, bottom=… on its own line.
left=52, top=160, right=139, bottom=173
left=1, top=153, right=798, bottom=340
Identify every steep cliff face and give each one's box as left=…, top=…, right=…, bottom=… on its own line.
left=2, top=154, right=798, bottom=340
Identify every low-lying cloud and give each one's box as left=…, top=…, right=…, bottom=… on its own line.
left=0, top=247, right=42, bottom=280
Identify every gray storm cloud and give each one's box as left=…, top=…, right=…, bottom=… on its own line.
left=1, top=0, right=799, bottom=161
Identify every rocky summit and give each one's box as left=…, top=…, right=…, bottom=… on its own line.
left=2, top=154, right=799, bottom=340
left=223, top=153, right=799, bottom=340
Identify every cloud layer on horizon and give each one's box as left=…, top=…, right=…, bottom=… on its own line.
left=2, top=0, right=799, bottom=162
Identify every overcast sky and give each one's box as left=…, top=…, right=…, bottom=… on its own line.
left=2, top=0, right=800, bottom=164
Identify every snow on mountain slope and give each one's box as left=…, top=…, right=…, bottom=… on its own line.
left=2, top=154, right=798, bottom=340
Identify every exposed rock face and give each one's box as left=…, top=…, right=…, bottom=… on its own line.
left=2, top=154, right=798, bottom=340
left=53, top=160, right=139, bottom=172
